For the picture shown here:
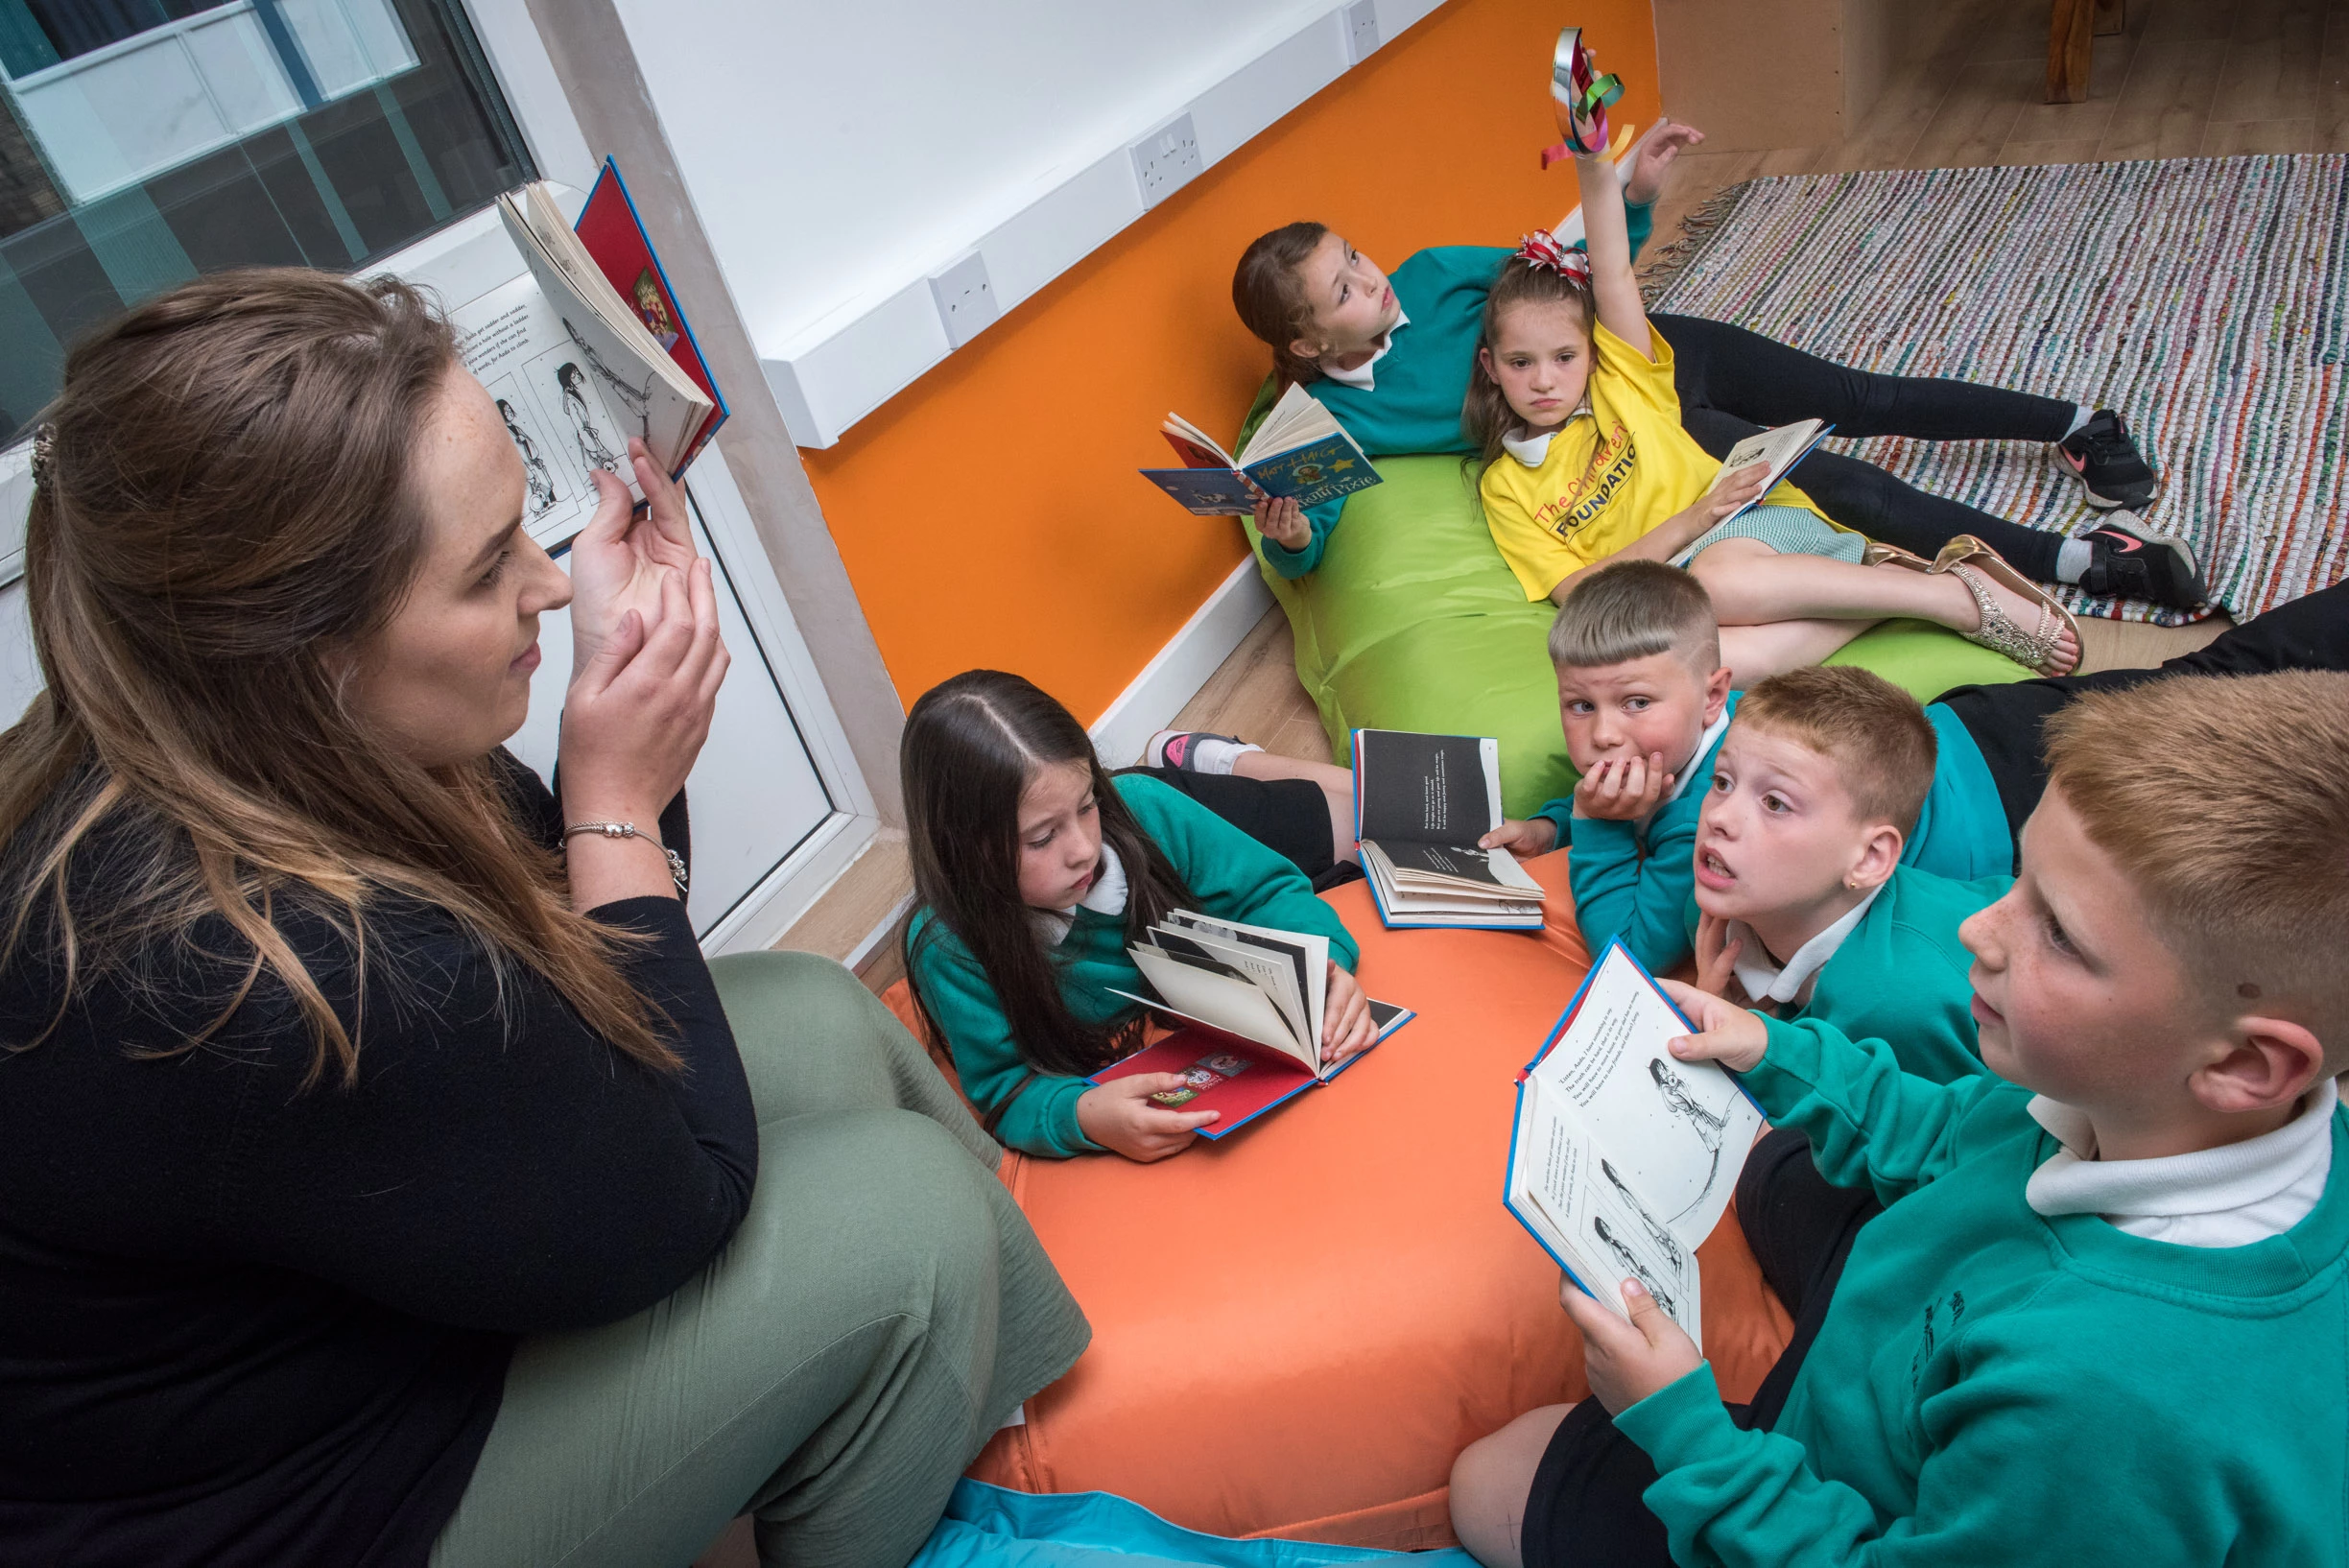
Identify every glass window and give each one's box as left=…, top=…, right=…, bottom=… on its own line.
left=0, top=0, right=534, bottom=442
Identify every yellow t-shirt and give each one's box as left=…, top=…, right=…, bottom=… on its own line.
left=1479, top=321, right=1835, bottom=601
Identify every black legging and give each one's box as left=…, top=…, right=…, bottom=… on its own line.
left=1655, top=314, right=2080, bottom=584
left=1937, top=576, right=2349, bottom=844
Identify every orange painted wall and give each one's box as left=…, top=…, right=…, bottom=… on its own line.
left=799, top=0, right=1661, bottom=724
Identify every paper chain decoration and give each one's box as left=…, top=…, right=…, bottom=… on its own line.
left=1539, top=26, right=1625, bottom=169
left=1515, top=229, right=1592, bottom=282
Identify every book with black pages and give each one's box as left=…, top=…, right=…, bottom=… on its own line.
left=1709, top=419, right=1834, bottom=525
left=1505, top=940, right=1766, bottom=1347
left=1139, top=383, right=1381, bottom=515
left=1087, top=910, right=1414, bottom=1139
left=1350, top=729, right=1545, bottom=931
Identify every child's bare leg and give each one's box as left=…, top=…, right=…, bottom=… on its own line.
left=1231, top=750, right=1360, bottom=864
left=1690, top=538, right=2078, bottom=671
left=1718, top=620, right=1875, bottom=685
left=1451, top=1403, right=1576, bottom=1568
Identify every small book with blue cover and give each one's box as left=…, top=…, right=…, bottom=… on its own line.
left=1139, top=383, right=1381, bottom=514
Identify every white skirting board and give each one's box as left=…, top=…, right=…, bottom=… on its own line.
left=1088, top=557, right=1277, bottom=769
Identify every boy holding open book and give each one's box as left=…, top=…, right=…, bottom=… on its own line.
left=1454, top=671, right=2349, bottom=1567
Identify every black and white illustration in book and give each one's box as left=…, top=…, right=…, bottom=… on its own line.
left=453, top=275, right=636, bottom=544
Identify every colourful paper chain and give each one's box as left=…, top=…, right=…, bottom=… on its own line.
left=1539, top=26, right=1625, bottom=168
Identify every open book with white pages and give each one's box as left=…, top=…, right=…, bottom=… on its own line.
left=1709, top=420, right=1835, bottom=526
left=1087, top=911, right=1413, bottom=1140
left=1351, top=729, right=1545, bottom=931
left=1506, top=939, right=1766, bottom=1348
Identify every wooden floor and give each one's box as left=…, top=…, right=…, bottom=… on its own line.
left=1174, top=0, right=2264, bottom=769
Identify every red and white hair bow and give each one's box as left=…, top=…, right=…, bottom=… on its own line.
left=1515, top=230, right=1591, bottom=283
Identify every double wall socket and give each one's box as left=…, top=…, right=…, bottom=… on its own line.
left=1130, top=111, right=1202, bottom=209
left=927, top=249, right=998, bottom=350
left=1344, top=0, right=1381, bottom=62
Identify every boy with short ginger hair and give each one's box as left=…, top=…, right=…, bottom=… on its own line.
left=1481, top=560, right=2010, bottom=971
left=1452, top=670, right=2349, bottom=1568
left=1689, top=666, right=2005, bottom=1084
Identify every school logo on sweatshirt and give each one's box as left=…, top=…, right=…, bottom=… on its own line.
left=1535, top=420, right=1635, bottom=538
left=1910, top=1289, right=1967, bottom=1390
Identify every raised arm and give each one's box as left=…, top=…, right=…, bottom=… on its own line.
left=1570, top=126, right=1649, bottom=357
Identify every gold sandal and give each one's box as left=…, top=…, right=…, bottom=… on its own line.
left=1862, top=540, right=1934, bottom=572
left=1931, top=535, right=2080, bottom=677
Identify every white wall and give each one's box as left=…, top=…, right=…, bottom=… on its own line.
left=602, top=0, right=1444, bottom=445
left=610, top=0, right=1326, bottom=345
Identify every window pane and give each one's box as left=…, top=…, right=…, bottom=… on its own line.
left=0, top=0, right=533, bottom=441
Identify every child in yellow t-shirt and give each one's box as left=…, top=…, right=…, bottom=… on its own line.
left=1464, top=69, right=2080, bottom=681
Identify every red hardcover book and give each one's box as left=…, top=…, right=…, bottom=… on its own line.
left=1088, top=1025, right=1323, bottom=1142
left=571, top=157, right=729, bottom=472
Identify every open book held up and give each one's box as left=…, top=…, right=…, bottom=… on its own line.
left=1506, top=941, right=1766, bottom=1348
left=1088, top=910, right=1412, bottom=1139
left=1139, top=384, right=1381, bottom=515
left=1708, top=419, right=1834, bottom=527
left=1351, top=730, right=1545, bottom=931
left=495, top=160, right=725, bottom=483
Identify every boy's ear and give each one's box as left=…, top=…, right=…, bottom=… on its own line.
left=2190, top=1015, right=2330, bottom=1117
left=1701, top=664, right=1733, bottom=723
left=1848, top=821, right=1905, bottom=891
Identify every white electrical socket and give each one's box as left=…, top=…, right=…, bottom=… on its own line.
left=927, top=249, right=998, bottom=350
left=1344, top=0, right=1380, bottom=63
left=1129, top=112, right=1203, bottom=209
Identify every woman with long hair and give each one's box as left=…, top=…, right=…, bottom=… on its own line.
left=0, top=270, right=1085, bottom=1568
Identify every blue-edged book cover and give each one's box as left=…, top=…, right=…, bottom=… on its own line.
left=1711, top=419, right=1834, bottom=528
left=1139, top=383, right=1379, bottom=516
left=1502, top=939, right=1767, bottom=1347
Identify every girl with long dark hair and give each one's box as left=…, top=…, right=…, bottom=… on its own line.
left=902, top=671, right=1373, bottom=1162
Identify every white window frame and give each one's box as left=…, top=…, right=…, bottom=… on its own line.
left=0, top=0, right=886, bottom=956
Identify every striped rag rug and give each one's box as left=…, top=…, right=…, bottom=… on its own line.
left=1645, top=156, right=2349, bottom=625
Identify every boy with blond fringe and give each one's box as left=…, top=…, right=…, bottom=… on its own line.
left=1685, top=665, right=2006, bottom=1084
left=1480, top=561, right=2012, bottom=971
left=1452, top=671, right=2349, bottom=1568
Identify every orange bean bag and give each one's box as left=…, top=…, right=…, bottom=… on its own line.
left=882, top=849, right=1792, bottom=1549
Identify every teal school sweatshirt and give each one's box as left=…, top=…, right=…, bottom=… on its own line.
left=1613, top=1016, right=2349, bottom=1566
left=1543, top=699, right=2010, bottom=975
left=908, top=773, right=1360, bottom=1158
left=1680, top=862, right=2008, bottom=1083
left=1247, top=204, right=1654, bottom=578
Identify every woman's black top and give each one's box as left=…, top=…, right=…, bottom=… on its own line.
left=0, top=757, right=755, bottom=1567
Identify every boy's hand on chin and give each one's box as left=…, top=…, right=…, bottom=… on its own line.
left=1656, top=978, right=1768, bottom=1072
left=1574, top=753, right=1673, bottom=820
left=1479, top=817, right=1559, bottom=855
left=1559, top=1276, right=1704, bottom=1414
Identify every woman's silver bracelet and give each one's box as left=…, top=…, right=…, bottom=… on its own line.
left=562, top=820, right=689, bottom=897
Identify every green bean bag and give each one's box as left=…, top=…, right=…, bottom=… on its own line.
left=1249, top=456, right=2033, bottom=820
